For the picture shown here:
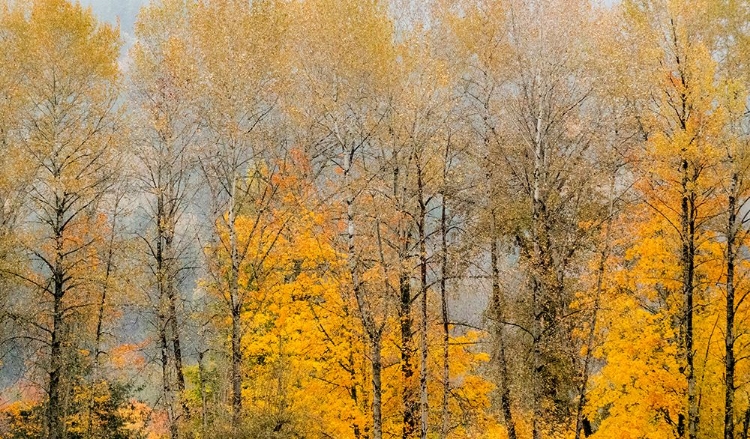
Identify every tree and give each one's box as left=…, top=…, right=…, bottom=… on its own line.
left=130, top=1, right=201, bottom=436
left=0, top=1, right=122, bottom=438
left=191, top=1, right=289, bottom=433
left=287, top=1, right=397, bottom=437
left=453, top=0, right=614, bottom=436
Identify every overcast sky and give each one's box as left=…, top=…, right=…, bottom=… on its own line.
left=78, top=0, right=147, bottom=33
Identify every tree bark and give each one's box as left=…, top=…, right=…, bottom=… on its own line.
left=574, top=175, right=616, bottom=439
left=344, top=144, right=383, bottom=439
left=160, top=309, right=177, bottom=439
left=198, top=351, right=208, bottom=439
left=229, top=176, right=243, bottom=436
left=490, top=220, right=518, bottom=439
left=48, top=288, right=63, bottom=439
left=48, top=204, right=66, bottom=439
left=372, top=334, right=384, bottom=439
left=531, top=91, right=546, bottom=439
left=400, top=269, right=417, bottom=439
left=680, top=157, right=698, bottom=439
left=725, top=170, right=738, bottom=439
left=87, top=199, right=120, bottom=439
left=439, top=189, right=450, bottom=439
left=417, top=161, right=429, bottom=439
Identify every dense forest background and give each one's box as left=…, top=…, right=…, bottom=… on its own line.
left=1, top=1, right=749, bottom=439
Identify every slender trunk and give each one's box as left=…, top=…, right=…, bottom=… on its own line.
left=49, top=289, right=63, bottom=439
left=394, top=155, right=417, bottom=439
left=156, top=191, right=179, bottom=439
left=198, top=351, right=208, bottom=439
left=742, top=406, right=750, bottom=439
left=167, top=282, right=188, bottom=423
left=87, top=208, right=118, bottom=439
left=164, top=155, right=189, bottom=427
left=48, top=205, right=65, bottom=439
left=229, top=177, right=243, bottom=435
left=490, top=220, right=518, bottom=439
left=372, top=335, right=384, bottom=439
left=161, top=312, right=177, bottom=439
left=725, top=170, right=738, bottom=439
left=400, top=269, right=417, bottom=439
left=344, top=145, right=382, bottom=439
left=231, top=302, right=242, bottom=432
left=417, top=165, right=428, bottom=439
left=531, top=95, right=545, bottom=439
left=348, top=348, right=361, bottom=439
left=439, top=192, right=450, bottom=439
left=681, top=158, right=698, bottom=439
left=574, top=176, right=616, bottom=439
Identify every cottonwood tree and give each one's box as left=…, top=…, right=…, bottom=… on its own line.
left=591, top=2, right=729, bottom=438
left=287, top=1, right=398, bottom=437
left=383, top=32, right=458, bottom=438
left=130, top=1, right=200, bottom=436
left=453, top=0, right=614, bottom=436
left=0, top=1, right=122, bottom=438
left=190, top=0, right=288, bottom=434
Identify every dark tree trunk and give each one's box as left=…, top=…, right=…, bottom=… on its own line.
left=417, top=163, right=429, bottom=439
left=344, top=146, right=383, bottom=439
left=231, top=300, right=242, bottom=434
left=575, top=176, right=615, bottom=439
left=228, top=180, right=243, bottom=437
left=400, top=269, right=417, bottom=439
left=725, top=171, right=738, bottom=439
left=372, top=334, right=384, bottom=439
left=198, top=351, right=208, bottom=439
left=48, top=288, right=63, bottom=439
left=48, top=206, right=66, bottom=439
left=490, top=228, right=518, bottom=439
left=531, top=103, right=546, bottom=439
left=439, top=192, right=450, bottom=439
left=680, top=158, right=698, bottom=439
left=160, top=313, right=177, bottom=439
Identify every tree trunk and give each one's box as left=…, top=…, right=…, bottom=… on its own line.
left=725, top=170, right=738, bottom=439
left=400, top=269, right=417, bottom=439
left=87, top=204, right=118, bottom=439
left=165, top=238, right=188, bottom=425
left=198, top=351, right=208, bottom=439
left=417, top=164, right=429, bottom=439
left=681, top=158, right=698, bottom=439
left=372, top=334, right=384, bottom=439
left=344, top=145, right=383, bottom=439
left=531, top=97, right=546, bottom=439
left=48, top=206, right=66, bottom=439
left=49, top=289, right=63, bottom=439
left=490, top=225, right=518, bottom=439
left=439, top=191, right=450, bottom=439
left=229, top=177, right=243, bottom=435
left=575, top=175, right=616, bottom=439
left=160, top=312, right=177, bottom=439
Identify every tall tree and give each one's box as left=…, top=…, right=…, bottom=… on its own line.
left=130, top=1, right=200, bottom=435
left=287, top=1, right=398, bottom=437
left=191, top=0, right=288, bottom=433
left=0, top=1, right=121, bottom=438
left=454, top=0, right=612, bottom=436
